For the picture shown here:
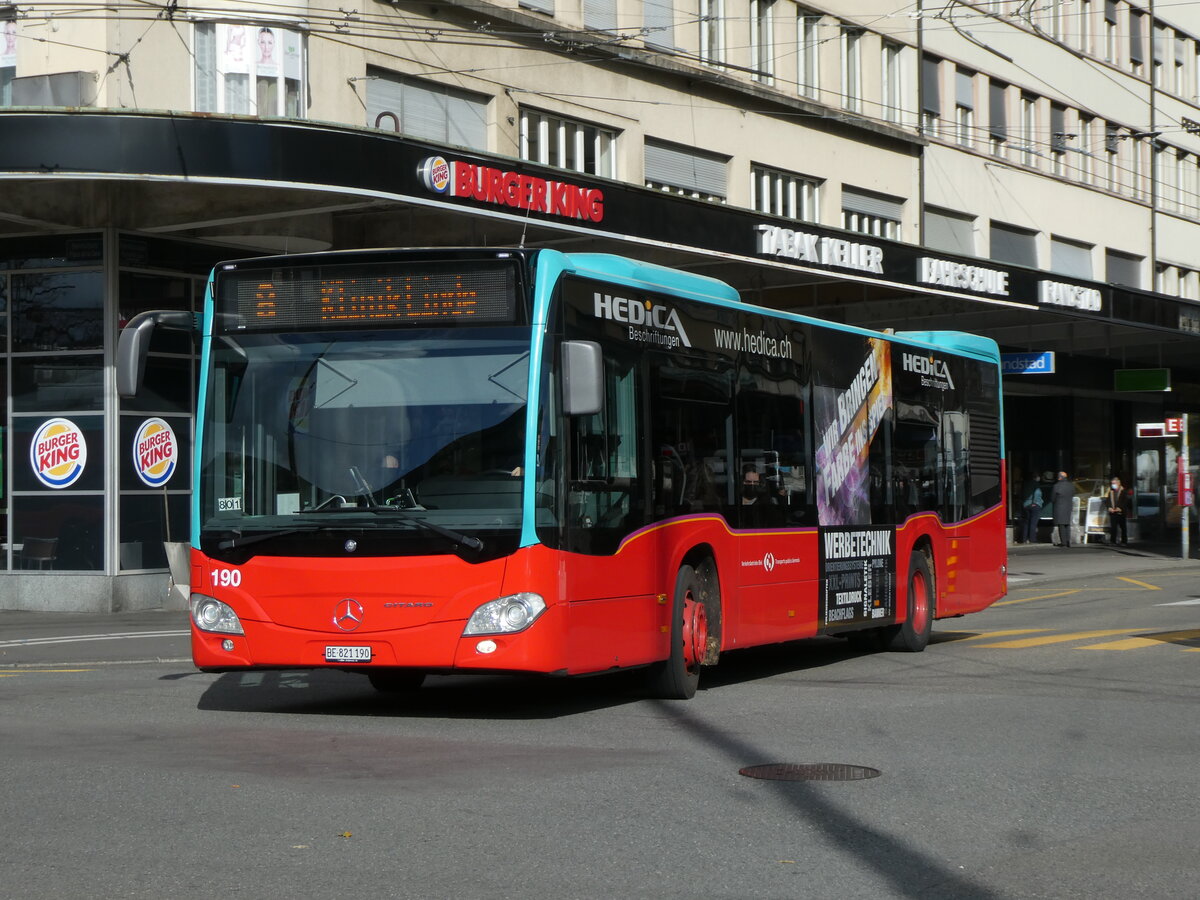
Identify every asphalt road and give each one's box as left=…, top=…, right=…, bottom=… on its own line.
left=1, top=552, right=1197, bottom=899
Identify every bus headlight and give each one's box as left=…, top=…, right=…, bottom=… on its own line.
left=190, top=594, right=245, bottom=635
left=463, top=592, right=546, bottom=636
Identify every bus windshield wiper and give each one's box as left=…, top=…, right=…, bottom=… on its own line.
left=358, top=504, right=484, bottom=553
left=217, top=526, right=320, bottom=551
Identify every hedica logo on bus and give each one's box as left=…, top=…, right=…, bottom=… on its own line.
left=133, top=418, right=178, bottom=487
left=593, top=292, right=692, bottom=350
left=31, top=418, right=87, bottom=489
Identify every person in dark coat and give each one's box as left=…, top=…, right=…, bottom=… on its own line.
left=1106, top=476, right=1132, bottom=545
left=1050, top=471, right=1075, bottom=548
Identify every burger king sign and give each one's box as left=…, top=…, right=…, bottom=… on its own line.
left=31, top=418, right=88, bottom=489
left=133, top=418, right=178, bottom=487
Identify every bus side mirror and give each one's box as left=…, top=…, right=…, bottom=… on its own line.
left=561, top=340, right=603, bottom=416
left=117, top=310, right=198, bottom=398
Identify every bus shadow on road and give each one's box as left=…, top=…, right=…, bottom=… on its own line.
left=195, top=637, right=874, bottom=719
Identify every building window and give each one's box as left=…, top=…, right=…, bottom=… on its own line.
left=194, top=22, right=305, bottom=117
left=955, top=67, right=975, bottom=147
left=921, top=55, right=941, bottom=136
left=700, top=0, right=725, bottom=65
left=1104, top=0, right=1118, bottom=63
left=1106, top=248, right=1143, bottom=287
left=751, top=0, right=775, bottom=84
left=1105, top=123, right=1120, bottom=190
left=796, top=9, right=820, bottom=100
left=882, top=40, right=904, bottom=123
left=519, top=0, right=555, bottom=14
left=643, top=0, right=675, bottom=50
left=841, top=187, right=903, bottom=239
left=751, top=165, right=821, bottom=222
left=1021, top=93, right=1038, bottom=167
left=365, top=68, right=489, bottom=151
left=990, top=221, right=1038, bottom=268
left=1175, top=35, right=1187, bottom=94
left=1130, top=9, right=1145, bottom=74
left=1050, top=103, right=1069, bottom=175
left=989, top=81, right=1008, bottom=157
left=841, top=26, right=862, bottom=113
left=1077, top=0, right=1092, bottom=54
left=1051, top=236, right=1094, bottom=278
left=924, top=207, right=976, bottom=255
left=1078, top=115, right=1094, bottom=182
left=1, top=16, right=15, bottom=106
left=1129, top=135, right=1144, bottom=198
left=583, top=0, right=617, bottom=32
left=520, top=109, right=616, bottom=178
left=645, top=138, right=727, bottom=201
left=1153, top=23, right=1167, bottom=87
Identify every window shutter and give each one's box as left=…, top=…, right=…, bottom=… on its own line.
left=584, top=0, right=617, bottom=31
left=990, top=222, right=1037, bottom=268
left=194, top=23, right=217, bottom=113
left=519, top=0, right=554, bottom=14
left=644, top=0, right=676, bottom=49
left=988, top=82, right=1007, bottom=138
left=955, top=69, right=973, bottom=109
left=365, top=71, right=405, bottom=129
left=925, top=209, right=975, bottom=255
left=921, top=56, right=940, bottom=114
left=1051, top=237, right=1093, bottom=278
left=644, top=140, right=728, bottom=197
left=841, top=187, right=903, bottom=221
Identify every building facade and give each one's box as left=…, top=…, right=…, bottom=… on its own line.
left=2, top=0, right=1198, bottom=610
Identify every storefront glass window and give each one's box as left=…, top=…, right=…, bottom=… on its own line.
left=11, top=355, right=104, bottom=413
left=13, top=495, right=104, bottom=571
left=12, top=271, right=104, bottom=351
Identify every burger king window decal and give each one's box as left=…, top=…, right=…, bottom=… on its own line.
left=31, top=418, right=88, bottom=489
left=133, top=418, right=178, bottom=487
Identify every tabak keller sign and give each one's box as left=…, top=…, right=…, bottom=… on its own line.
left=417, top=155, right=605, bottom=223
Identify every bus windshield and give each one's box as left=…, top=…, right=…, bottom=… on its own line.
left=199, top=326, right=531, bottom=555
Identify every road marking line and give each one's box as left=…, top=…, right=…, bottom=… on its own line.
left=1077, top=629, right=1200, bottom=651
left=0, top=668, right=96, bottom=677
left=973, top=629, right=1139, bottom=648
left=1157, top=599, right=1200, bottom=606
left=995, top=590, right=1080, bottom=606
left=1116, top=577, right=1161, bottom=590
left=959, top=629, right=1050, bottom=640
left=0, top=630, right=188, bottom=648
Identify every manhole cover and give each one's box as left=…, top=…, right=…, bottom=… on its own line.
left=739, top=763, right=881, bottom=782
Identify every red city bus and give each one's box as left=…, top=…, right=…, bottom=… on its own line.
left=118, top=248, right=1007, bottom=699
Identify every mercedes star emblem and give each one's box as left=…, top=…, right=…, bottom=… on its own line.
left=333, top=598, right=365, bottom=632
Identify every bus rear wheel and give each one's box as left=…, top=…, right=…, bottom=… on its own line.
left=366, top=669, right=426, bottom=693
left=886, top=551, right=933, bottom=652
left=648, top=563, right=708, bottom=700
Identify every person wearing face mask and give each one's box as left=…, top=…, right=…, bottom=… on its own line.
left=1107, top=476, right=1132, bottom=545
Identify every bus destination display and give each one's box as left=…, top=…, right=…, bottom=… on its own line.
left=231, top=265, right=516, bottom=329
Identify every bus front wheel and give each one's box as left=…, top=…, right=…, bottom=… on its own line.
left=886, top=551, right=933, bottom=652
left=648, top=563, right=708, bottom=700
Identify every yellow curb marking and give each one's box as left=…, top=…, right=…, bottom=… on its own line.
left=959, top=629, right=1050, bottom=640
left=1077, top=629, right=1200, bottom=651
left=1116, top=577, right=1161, bottom=590
left=995, top=590, right=1080, bottom=606
left=974, top=629, right=1139, bottom=648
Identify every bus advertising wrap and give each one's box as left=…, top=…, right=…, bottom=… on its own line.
left=819, top=525, right=897, bottom=628
left=812, top=335, right=892, bottom=526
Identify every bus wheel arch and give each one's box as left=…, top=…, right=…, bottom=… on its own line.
left=648, top=549, right=722, bottom=699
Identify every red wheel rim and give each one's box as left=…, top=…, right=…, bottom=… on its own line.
left=681, top=589, right=708, bottom=672
left=910, top=567, right=930, bottom=634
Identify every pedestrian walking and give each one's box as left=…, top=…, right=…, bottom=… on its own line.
left=1018, top=477, right=1044, bottom=543
left=1050, top=471, right=1075, bottom=548
left=1106, top=476, right=1132, bottom=545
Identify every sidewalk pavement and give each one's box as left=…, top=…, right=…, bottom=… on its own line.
left=1006, top=537, right=1200, bottom=587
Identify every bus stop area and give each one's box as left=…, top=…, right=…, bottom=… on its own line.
left=1006, top=536, right=1199, bottom=587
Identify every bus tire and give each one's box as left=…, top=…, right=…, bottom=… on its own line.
left=366, top=669, right=426, bottom=693
left=648, top=563, right=708, bottom=700
left=886, top=551, right=934, bottom=652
